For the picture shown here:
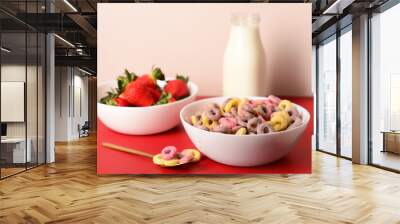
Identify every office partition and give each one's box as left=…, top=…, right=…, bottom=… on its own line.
left=0, top=1, right=47, bottom=179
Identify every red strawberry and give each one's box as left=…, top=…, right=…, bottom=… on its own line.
left=115, top=97, right=130, bottom=106
left=149, top=87, right=162, bottom=100
left=122, top=82, right=156, bottom=107
left=164, top=75, right=190, bottom=99
left=135, top=67, right=165, bottom=88
left=135, top=75, right=155, bottom=88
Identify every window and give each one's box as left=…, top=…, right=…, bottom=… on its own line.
left=316, top=26, right=353, bottom=158
left=0, top=1, right=47, bottom=179
left=370, top=2, right=400, bottom=171
left=339, top=28, right=352, bottom=158
left=317, top=36, right=337, bottom=154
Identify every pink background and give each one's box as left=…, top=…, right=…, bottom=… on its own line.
left=98, top=3, right=312, bottom=97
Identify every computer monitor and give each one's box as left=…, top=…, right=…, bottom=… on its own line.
left=1, top=123, right=7, bottom=137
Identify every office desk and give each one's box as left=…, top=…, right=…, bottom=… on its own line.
left=381, top=131, right=400, bottom=154
left=1, top=138, right=32, bottom=164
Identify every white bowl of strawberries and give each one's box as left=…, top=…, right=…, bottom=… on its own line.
left=98, top=67, right=198, bottom=135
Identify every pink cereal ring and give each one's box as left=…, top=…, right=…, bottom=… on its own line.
left=212, top=124, right=230, bottom=134
left=267, top=95, right=281, bottom=104
left=219, top=117, right=237, bottom=129
left=255, top=99, right=264, bottom=105
left=230, top=107, right=238, bottom=116
left=248, top=100, right=258, bottom=108
left=179, top=152, right=194, bottom=164
left=254, top=104, right=272, bottom=120
left=266, top=104, right=275, bottom=120
left=161, top=146, right=177, bottom=160
left=263, top=99, right=275, bottom=108
left=265, top=95, right=281, bottom=106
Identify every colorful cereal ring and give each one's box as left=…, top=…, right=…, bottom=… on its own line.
left=190, top=114, right=202, bottom=125
left=238, top=102, right=255, bottom=120
left=161, top=146, right=178, bottom=160
left=236, top=116, right=249, bottom=127
left=195, top=123, right=209, bottom=131
left=152, top=154, right=180, bottom=167
left=269, top=114, right=290, bottom=131
left=266, top=95, right=281, bottom=106
left=257, top=122, right=273, bottom=134
left=162, top=158, right=180, bottom=167
left=254, top=104, right=273, bottom=120
left=221, top=98, right=232, bottom=111
left=206, top=106, right=222, bottom=121
left=181, top=149, right=201, bottom=162
left=235, top=127, right=247, bottom=135
left=219, top=117, right=237, bottom=129
left=278, top=100, right=293, bottom=111
left=271, top=111, right=291, bottom=121
left=247, top=117, right=263, bottom=132
left=212, top=124, right=230, bottom=133
left=201, top=113, right=213, bottom=128
left=179, top=153, right=193, bottom=164
left=287, top=107, right=302, bottom=121
left=224, top=98, right=241, bottom=113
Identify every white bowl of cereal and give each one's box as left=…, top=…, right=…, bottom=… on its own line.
left=180, top=96, right=310, bottom=167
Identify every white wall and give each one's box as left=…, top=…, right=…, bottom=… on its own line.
left=1, top=63, right=46, bottom=164
left=1, top=65, right=26, bottom=138
left=55, top=66, right=70, bottom=141
left=71, top=73, right=89, bottom=138
left=54, top=67, right=89, bottom=141
left=1, top=65, right=40, bottom=137
left=98, top=3, right=312, bottom=97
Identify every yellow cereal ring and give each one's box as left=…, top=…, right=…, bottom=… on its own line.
left=272, top=111, right=291, bottom=121
left=219, top=105, right=225, bottom=115
left=269, top=114, right=290, bottom=131
left=210, top=120, right=219, bottom=129
left=235, top=127, right=247, bottom=135
left=191, top=115, right=200, bottom=125
left=152, top=154, right=180, bottom=167
left=182, top=149, right=202, bottom=162
left=152, top=154, right=165, bottom=165
left=237, top=99, right=247, bottom=114
left=201, top=113, right=213, bottom=128
left=162, top=159, right=180, bottom=167
left=278, top=100, right=293, bottom=111
left=224, top=98, right=241, bottom=113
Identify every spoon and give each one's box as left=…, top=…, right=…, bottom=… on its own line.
left=102, top=142, right=201, bottom=167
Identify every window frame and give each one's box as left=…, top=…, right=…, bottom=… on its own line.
left=315, top=24, right=353, bottom=161
left=0, top=0, right=48, bottom=180
left=367, top=0, right=400, bottom=173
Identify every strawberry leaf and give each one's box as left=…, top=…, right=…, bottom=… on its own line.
left=155, top=92, right=172, bottom=105
left=100, top=89, right=118, bottom=105
left=176, top=74, right=189, bottom=83
left=151, top=67, right=165, bottom=81
left=117, top=77, right=128, bottom=93
left=124, top=69, right=136, bottom=82
left=116, top=69, right=137, bottom=94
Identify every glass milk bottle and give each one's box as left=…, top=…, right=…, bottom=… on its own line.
left=223, top=13, right=266, bottom=96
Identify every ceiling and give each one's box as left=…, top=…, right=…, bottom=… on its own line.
left=0, top=0, right=392, bottom=75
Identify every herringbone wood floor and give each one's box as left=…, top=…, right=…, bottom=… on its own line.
left=1, top=135, right=400, bottom=224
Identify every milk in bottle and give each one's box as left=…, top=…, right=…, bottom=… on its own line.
left=223, top=13, right=266, bottom=96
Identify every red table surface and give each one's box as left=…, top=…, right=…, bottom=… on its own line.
left=97, top=97, right=313, bottom=174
